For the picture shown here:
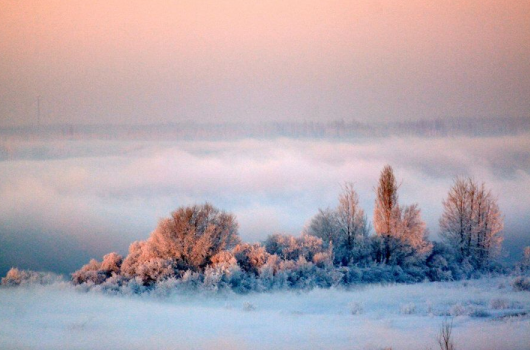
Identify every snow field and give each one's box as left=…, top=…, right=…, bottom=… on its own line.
left=1, top=277, right=529, bottom=350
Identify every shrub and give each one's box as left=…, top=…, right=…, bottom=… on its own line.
left=490, top=298, right=510, bottom=310
left=243, top=302, right=256, bottom=311
left=1, top=268, right=63, bottom=286
left=400, top=302, right=416, bottom=314
left=449, top=303, right=466, bottom=316
left=512, top=277, right=530, bottom=291
left=349, top=302, right=364, bottom=315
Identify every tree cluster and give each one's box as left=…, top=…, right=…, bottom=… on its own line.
left=70, top=166, right=506, bottom=294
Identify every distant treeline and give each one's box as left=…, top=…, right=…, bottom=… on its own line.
left=1, top=116, right=529, bottom=141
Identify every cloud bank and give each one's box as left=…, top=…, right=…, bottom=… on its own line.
left=0, top=134, right=529, bottom=274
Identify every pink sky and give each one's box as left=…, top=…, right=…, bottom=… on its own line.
left=1, top=0, right=529, bottom=125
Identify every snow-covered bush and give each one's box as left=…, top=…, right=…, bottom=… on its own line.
left=449, top=303, right=466, bottom=316
left=425, top=242, right=461, bottom=281
left=203, top=265, right=228, bottom=292
left=264, top=233, right=327, bottom=262
left=242, top=302, right=256, bottom=311
left=469, top=308, right=490, bottom=318
left=511, top=276, right=530, bottom=291
left=232, top=243, right=269, bottom=275
left=135, top=258, right=175, bottom=285
left=177, top=270, right=203, bottom=291
left=120, top=276, right=148, bottom=295
left=312, top=251, right=333, bottom=268
left=490, top=298, right=510, bottom=310
left=1, top=268, right=64, bottom=286
left=151, top=277, right=179, bottom=297
left=100, top=252, right=123, bottom=274
left=400, top=302, right=416, bottom=314
left=349, top=302, right=364, bottom=315
left=71, top=259, right=107, bottom=285
left=340, top=265, right=362, bottom=284
left=91, top=274, right=128, bottom=295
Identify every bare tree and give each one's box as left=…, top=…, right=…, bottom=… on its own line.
left=439, top=177, right=503, bottom=269
left=437, top=319, right=456, bottom=350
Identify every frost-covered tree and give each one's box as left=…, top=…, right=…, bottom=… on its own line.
left=72, top=252, right=124, bottom=285
left=100, top=252, right=123, bottom=275
left=373, top=165, right=430, bottom=263
left=439, top=177, right=504, bottom=269
left=148, top=203, right=240, bottom=271
left=73, top=203, right=240, bottom=286
left=72, top=258, right=107, bottom=284
left=306, top=209, right=341, bottom=246
left=232, top=243, right=269, bottom=275
left=396, top=204, right=431, bottom=254
left=374, top=165, right=400, bottom=238
left=120, top=241, right=158, bottom=279
left=264, top=233, right=327, bottom=263
left=336, top=183, right=370, bottom=258
left=307, top=183, right=369, bottom=265
left=210, top=250, right=237, bottom=269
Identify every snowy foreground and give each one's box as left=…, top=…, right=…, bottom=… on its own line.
left=1, top=277, right=529, bottom=350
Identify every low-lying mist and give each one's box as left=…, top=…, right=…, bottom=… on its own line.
left=1, top=134, right=529, bottom=275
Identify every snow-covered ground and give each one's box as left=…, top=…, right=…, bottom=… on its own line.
left=1, top=277, right=529, bottom=350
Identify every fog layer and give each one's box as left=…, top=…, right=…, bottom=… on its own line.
left=1, top=135, right=529, bottom=275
